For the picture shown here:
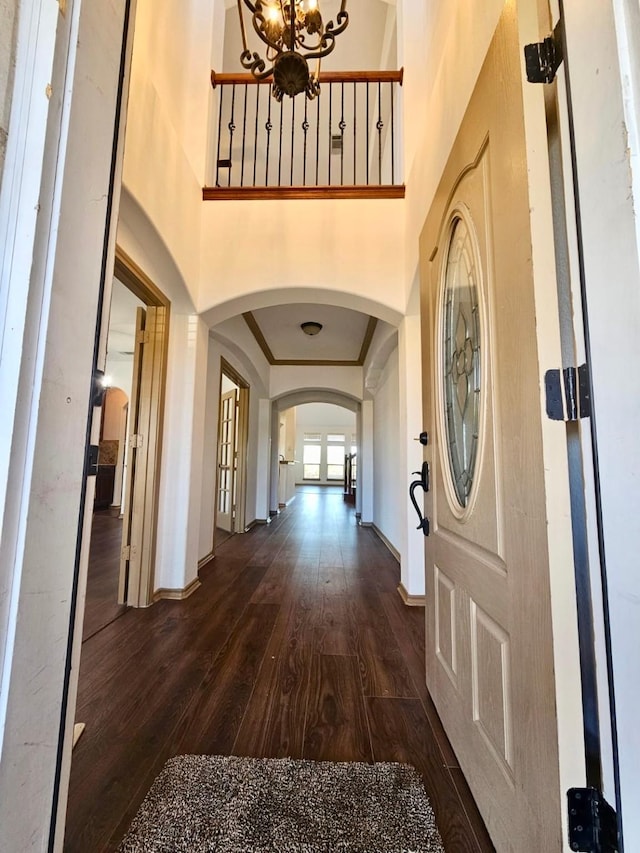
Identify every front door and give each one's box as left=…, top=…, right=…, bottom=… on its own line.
left=420, top=6, right=570, bottom=850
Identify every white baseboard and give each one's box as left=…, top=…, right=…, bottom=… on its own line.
left=397, top=582, right=426, bottom=607
left=198, top=551, right=214, bottom=569
left=371, top=523, right=401, bottom=563
left=73, top=722, right=85, bottom=748
left=154, top=577, right=201, bottom=602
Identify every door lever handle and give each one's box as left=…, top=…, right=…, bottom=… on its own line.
left=409, top=461, right=430, bottom=536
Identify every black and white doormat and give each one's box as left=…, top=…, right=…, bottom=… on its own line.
left=118, top=754, right=446, bottom=852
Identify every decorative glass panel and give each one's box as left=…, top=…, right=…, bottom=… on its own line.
left=442, top=216, right=481, bottom=507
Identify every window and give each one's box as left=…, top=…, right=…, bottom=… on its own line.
left=326, top=433, right=345, bottom=481
left=303, top=433, right=322, bottom=480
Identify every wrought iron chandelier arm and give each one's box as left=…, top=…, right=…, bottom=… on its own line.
left=237, top=0, right=251, bottom=52
left=239, top=50, right=272, bottom=80
left=326, top=8, right=349, bottom=39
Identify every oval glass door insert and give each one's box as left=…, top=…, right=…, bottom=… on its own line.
left=442, top=215, right=482, bottom=508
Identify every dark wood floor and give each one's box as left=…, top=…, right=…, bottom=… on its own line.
left=65, top=488, right=495, bottom=852
left=83, top=511, right=128, bottom=641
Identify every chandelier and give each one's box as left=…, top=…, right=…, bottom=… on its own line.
left=237, top=1, right=349, bottom=101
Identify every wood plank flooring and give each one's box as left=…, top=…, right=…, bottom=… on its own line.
left=82, top=511, right=128, bottom=641
left=65, top=487, right=495, bottom=852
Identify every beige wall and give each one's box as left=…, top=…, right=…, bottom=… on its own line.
left=0, top=0, right=19, bottom=185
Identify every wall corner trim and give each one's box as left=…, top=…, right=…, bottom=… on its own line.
left=397, top=582, right=426, bottom=607
left=154, top=578, right=201, bottom=602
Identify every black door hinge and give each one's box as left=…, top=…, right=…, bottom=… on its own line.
left=86, top=444, right=99, bottom=477
left=568, top=788, right=618, bottom=852
left=545, top=364, right=591, bottom=421
left=525, top=20, right=564, bottom=84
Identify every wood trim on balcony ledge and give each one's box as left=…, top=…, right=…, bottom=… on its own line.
left=202, top=185, right=406, bottom=201
left=211, top=68, right=404, bottom=88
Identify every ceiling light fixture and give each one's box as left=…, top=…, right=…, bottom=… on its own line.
left=237, top=1, right=349, bottom=101
left=301, top=321, right=323, bottom=336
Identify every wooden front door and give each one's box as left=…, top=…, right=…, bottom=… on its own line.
left=420, top=6, right=567, bottom=850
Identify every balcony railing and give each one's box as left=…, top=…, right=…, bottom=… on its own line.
left=203, top=70, right=404, bottom=200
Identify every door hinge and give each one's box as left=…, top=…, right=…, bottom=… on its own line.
left=121, top=545, right=131, bottom=561
left=545, top=364, right=591, bottom=421
left=568, top=788, right=618, bottom=852
left=130, top=433, right=144, bottom=448
left=136, top=329, right=150, bottom=344
left=86, top=444, right=99, bottom=477
left=524, top=19, right=564, bottom=84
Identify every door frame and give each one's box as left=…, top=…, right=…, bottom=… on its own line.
left=548, top=1, right=640, bottom=845
left=113, top=246, right=170, bottom=607
left=213, top=358, right=250, bottom=547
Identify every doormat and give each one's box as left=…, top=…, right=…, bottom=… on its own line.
left=118, top=754, right=446, bottom=852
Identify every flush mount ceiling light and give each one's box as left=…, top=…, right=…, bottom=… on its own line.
left=301, top=321, right=323, bottom=336
left=237, top=1, right=349, bottom=101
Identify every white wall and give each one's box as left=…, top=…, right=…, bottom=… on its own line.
left=121, top=0, right=218, bottom=307
left=270, top=364, right=363, bottom=401
left=372, top=345, right=401, bottom=553
left=154, top=313, right=209, bottom=592
left=198, top=199, right=407, bottom=318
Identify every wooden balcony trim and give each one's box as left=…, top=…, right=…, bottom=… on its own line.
left=202, top=185, right=406, bottom=201
left=211, top=68, right=404, bottom=88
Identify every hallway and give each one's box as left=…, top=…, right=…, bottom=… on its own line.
left=65, top=488, right=494, bottom=852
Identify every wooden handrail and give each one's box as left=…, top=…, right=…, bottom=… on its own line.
left=203, top=185, right=405, bottom=201
left=211, top=68, right=404, bottom=88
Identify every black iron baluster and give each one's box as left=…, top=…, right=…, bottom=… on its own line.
left=290, top=96, right=296, bottom=186
left=253, top=83, right=260, bottom=187
left=390, top=81, right=395, bottom=186
left=353, top=82, right=357, bottom=186
left=228, top=83, right=236, bottom=187
left=215, top=82, right=225, bottom=188
left=377, top=81, right=383, bottom=185
left=328, top=82, right=333, bottom=186
left=240, top=83, right=248, bottom=187
left=366, top=81, right=370, bottom=186
left=265, top=90, right=272, bottom=186
left=339, top=82, right=345, bottom=185
left=315, top=91, right=320, bottom=186
left=278, top=95, right=284, bottom=186
left=302, top=97, right=309, bottom=186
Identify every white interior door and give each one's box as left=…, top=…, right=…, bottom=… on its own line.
left=420, top=6, right=571, bottom=850
left=217, top=388, right=238, bottom=533
left=118, top=305, right=165, bottom=606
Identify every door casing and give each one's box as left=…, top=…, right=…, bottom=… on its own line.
left=114, top=247, right=170, bottom=607
left=213, top=358, right=250, bottom=546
